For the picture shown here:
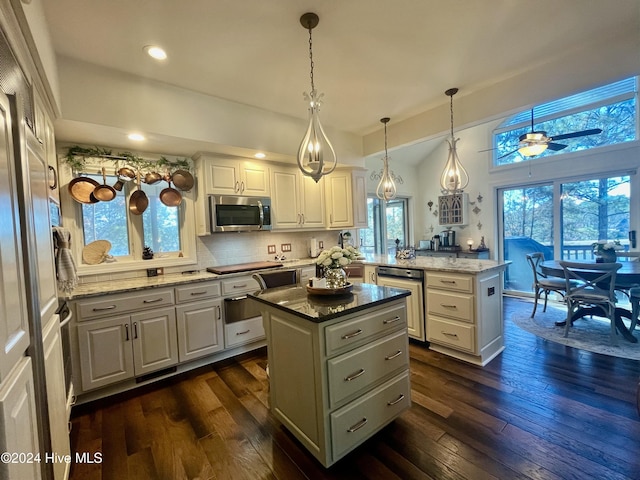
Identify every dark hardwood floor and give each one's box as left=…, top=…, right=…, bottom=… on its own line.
left=69, top=296, right=640, bottom=479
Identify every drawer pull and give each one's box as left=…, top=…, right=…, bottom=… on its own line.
left=347, top=417, right=368, bottom=433
left=383, top=316, right=401, bottom=324
left=344, top=368, right=365, bottom=382
left=440, top=303, right=458, bottom=309
left=387, top=394, right=405, bottom=406
left=233, top=284, right=248, bottom=288
left=92, top=305, right=116, bottom=312
left=440, top=279, right=457, bottom=284
left=236, top=329, right=251, bottom=335
left=385, top=350, right=402, bottom=360
left=124, top=324, right=130, bottom=341
left=341, top=329, right=363, bottom=340
left=143, top=298, right=163, bottom=304
left=441, top=331, right=459, bottom=338
left=190, top=291, right=207, bottom=296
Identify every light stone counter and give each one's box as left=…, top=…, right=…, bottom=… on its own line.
left=358, top=254, right=509, bottom=274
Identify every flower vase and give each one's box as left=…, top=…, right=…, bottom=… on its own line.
left=324, top=267, right=348, bottom=288
left=600, top=250, right=617, bottom=263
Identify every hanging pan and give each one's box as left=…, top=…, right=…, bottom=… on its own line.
left=68, top=175, right=100, bottom=204
left=159, top=175, right=182, bottom=207
left=171, top=169, right=194, bottom=191
left=93, top=167, right=116, bottom=202
left=113, top=166, right=136, bottom=191
left=129, top=171, right=149, bottom=215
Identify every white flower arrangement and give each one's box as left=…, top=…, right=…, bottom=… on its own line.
left=592, top=240, right=623, bottom=255
left=316, top=245, right=361, bottom=269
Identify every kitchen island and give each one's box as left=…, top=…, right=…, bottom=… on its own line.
left=249, top=283, right=411, bottom=467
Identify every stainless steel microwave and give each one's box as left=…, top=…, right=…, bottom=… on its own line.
left=208, top=195, right=272, bottom=232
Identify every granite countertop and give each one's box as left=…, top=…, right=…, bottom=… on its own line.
left=62, top=254, right=509, bottom=300
left=358, top=254, right=509, bottom=274
left=248, top=283, right=410, bottom=322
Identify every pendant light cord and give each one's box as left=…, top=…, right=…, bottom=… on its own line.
left=450, top=94, right=454, bottom=138
left=307, top=25, right=315, bottom=92
left=384, top=121, right=388, bottom=157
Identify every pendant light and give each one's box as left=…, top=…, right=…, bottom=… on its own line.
left=439, top=87, right=469, bottom=194
left=297, top=12, right=337, bottom=183
left=375, top=117, right=398, bottom=201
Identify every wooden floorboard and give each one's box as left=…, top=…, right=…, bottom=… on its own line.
left=69, top=296, right=640, bottom=479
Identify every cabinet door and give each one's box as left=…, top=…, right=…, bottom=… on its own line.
left=176, top=299, right=223, bottom=362
left=0, top=357, right=41, bottom=480
left=0, top=93, right=30, bottom=383
left=363, top=265, right=377, bottom=285
left=352, top=170, right=368, bottom=228
left=300, top=175, right=326, bottom=228
left=376, top=276, right=425, bottom=341
left=26, top=132, right=58, bottom=326
left=207, top=161, right=240, bottom=195
left=131, top=308, right=178, bottom=375
left=326, top=172, right=353, bottom=228
left=240, top=161, right=270, bottom=196
left=42, top=318, right=71, bottom=480
left=271, top=168, right=301, bottom=229
left=77, top=316, right=134, bottom=391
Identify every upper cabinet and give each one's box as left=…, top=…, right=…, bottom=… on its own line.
left=198, top=156, right=270, bottom=197
left=325, top=170, right=354, bottom=229
left=271, top=166, right=325, bottom=230
left=351, top=169, right=368, bottom=229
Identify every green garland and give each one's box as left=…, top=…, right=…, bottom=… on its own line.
left=63, top=145, right=191, bottom=173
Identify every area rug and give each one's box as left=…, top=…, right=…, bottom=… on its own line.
left=511, top=305, right=640, bottom=360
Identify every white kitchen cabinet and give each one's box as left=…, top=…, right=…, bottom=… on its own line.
left=0, top=357, right=41, bottom=480
left=352, top=169, right=368, bottom=228
left=42, top=317, right=71, bottom=480
left=426, top=270, right=504, bottom=365
left=271, top=166, right=326, bottom=230
left=363, top=265, right=378, bottom=284
left=325, top=170, right=354, bottom=229
left=76, top=306, right=178, bottom=392
left=376, top=275, right=425, bottom=341
left=262, top=298, right=410, bottom=467
left=198, top=156, right=270, bottom=196
left=175, top=282, right=224, bottom=362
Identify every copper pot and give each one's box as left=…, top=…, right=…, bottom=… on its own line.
left=129, top=171, right=149, bottom=215
left=171, top=169, right=194, bottom=191
left=93, top=167, right=116, bottom=202
left=159, top=178, right=182, bottom=206
left=68, top=176, right=100, bottom=204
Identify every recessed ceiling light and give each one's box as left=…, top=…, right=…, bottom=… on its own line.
left=254, top=152, right=266, bottom=159
left=144, top=45, right=167, bottom=60
left=128, top=133, right=145, bottom=141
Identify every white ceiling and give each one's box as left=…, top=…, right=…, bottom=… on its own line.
left=41, top=0, right=640, bottom=163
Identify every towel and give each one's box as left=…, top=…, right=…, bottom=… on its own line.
left=52, top=226, right=78, bottom=293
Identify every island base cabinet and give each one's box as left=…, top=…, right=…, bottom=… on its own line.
left=330, top=371, right=410, bottom=460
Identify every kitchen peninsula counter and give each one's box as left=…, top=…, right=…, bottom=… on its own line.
left=249, top=282, right=411, bottom=467
left=358, top=253, right=508, bottom=274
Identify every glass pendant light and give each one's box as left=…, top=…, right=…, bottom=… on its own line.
left=297, top=12, right=337, bottom=183
left=440, top=87, right=469, bottom=194
left=375, top=117, right=397, bottom=201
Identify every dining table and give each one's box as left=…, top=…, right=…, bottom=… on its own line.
left=540, top=260, right=639, bottom=343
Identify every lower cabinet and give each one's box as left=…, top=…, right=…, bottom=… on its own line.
left=375, top=275, right=425, bottom=342
left=77, top=308, right=178, bottom=391
left=176, top=299, right=223, bottom=362
left=263, top=299, right=411, bottom=467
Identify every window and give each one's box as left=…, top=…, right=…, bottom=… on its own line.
left=359, top=196, right=410, bottom=255
left=141, top=182, right=181, bottom=253
left=493, top=77, right=637, bottom=166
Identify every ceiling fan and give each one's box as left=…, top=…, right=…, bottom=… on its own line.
left=497, top=109, right=602, bottom=159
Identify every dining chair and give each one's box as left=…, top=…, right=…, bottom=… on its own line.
left=559, top=261, right=622, bottom=345
left=526, top=252, right=570, bottom=318
left=628, top=287, right=640, bottom=332
left=252, top=269, right=298, bottom=289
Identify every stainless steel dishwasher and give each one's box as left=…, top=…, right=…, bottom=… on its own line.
left=376, top=266, right=426, bottom=342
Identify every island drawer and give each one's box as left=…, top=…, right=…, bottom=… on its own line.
left=77, top=288, right=175, bottom=321
left=224, top=316, right=265, bottom=348
left=427, top=273, right=473, bottom=293
left=175, top=282, right=221, bottom=303
left=327, top=329, right=408, bottom=408
left=427, top=290, right=474, bottom=323
left=221, top=275, right=261, bottom=295
left=427, top=316, right=475, bottom=353
left=324, top=303, right=406, bottom=356
left=330, top=370, right=410, bottom=460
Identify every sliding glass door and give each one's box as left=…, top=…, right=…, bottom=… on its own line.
left=500, top=174, right=631, bottom=295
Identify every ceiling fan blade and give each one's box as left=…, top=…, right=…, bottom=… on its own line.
left=477, top=147, right=497, bottom=153
left=550, top=128, right=602, bottom=141
left=497, top=148, right=519, bottom=159
left=546, top=142, right=568, bottom=151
